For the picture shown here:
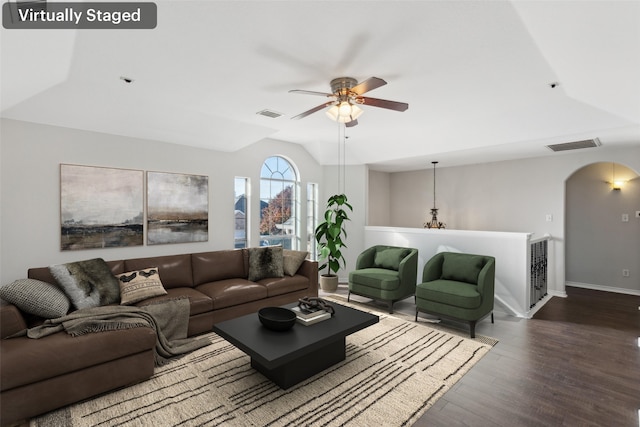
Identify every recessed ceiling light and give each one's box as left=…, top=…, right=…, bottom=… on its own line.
left=120, top=76, right=134, bottom=84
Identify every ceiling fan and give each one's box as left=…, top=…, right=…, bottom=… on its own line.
left=289, top=77, right=408, bottom=127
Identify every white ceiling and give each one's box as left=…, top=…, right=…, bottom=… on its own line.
left=2, top=0, right=639, bottom=172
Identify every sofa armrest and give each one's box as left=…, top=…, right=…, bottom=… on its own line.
left=1, top=300, right=27, bottom=339
left=296, top=259, right=319, bottom=297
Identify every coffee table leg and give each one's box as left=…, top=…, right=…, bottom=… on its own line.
left=251, top=337, right=346, bottom=389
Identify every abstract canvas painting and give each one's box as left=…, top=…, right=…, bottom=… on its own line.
left=60, top=164, right=144, bottom=250
left=147, top=172, right=209, bottom=245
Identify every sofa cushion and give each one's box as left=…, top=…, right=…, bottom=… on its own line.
left=441, top=253, right=484, bottom=284
left=124, top=254, right=193, bottom=289
left=135, top=287, right=213, bottom=316
left=247, top=247, right=284, bottom=281
left=349, top=268, right=400, bottom=291
left=0, top=328, right=156, bottom=391
left=0, top=279, right=70, bottom=319
left=196, top=279, right=268, bottom=309
left=374, top=248, right=410, bottom=270
left=192, top=250, right=246, bottom=285
left=49, top=259, right=120, bottom=309
left=116, top=268, right=168, bottom=305
left=282, top=250, right=308, bottom=276
left=416, top=279, right=481, bottom=309
left=259, top=275, right=309, bottom=297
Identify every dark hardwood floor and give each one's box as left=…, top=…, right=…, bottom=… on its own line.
left=329, top=286, right=640, bottom=427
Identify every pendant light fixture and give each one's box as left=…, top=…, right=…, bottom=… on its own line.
left=424, top=161, right=446, bottom=229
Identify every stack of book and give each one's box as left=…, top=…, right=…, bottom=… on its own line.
left=291, top=305, right=331, bottom=326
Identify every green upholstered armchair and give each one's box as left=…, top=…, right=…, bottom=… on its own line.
left=348, top=245, right=418, bottom=313
left=415, top=252, right=495, bottom=338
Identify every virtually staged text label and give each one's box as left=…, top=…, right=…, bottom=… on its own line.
left=2, top=2, right=157, bottom=29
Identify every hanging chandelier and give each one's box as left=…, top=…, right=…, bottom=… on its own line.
left=424, top=161, right=446, bottom=229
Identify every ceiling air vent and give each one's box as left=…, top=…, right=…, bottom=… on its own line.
left=256, top=109, right=283, bottom=119
left=546, top=138, right=601, bottom=152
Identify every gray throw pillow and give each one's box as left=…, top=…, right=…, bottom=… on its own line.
left=49, top=258, right=120, bottom=309
left=0, top=278, right=70, bottom=318
left=283, top=250, right=308, bottom=276
left=248, top=247, right=284, bottom=281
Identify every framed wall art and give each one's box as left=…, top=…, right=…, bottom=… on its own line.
left=60, top=164, right=144, bottom=251
left=147, top=171, right=209, bottom=245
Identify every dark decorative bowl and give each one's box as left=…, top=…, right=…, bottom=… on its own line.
left=258, top=307, right=296, bottom=331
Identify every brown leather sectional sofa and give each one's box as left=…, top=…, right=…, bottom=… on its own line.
left=0, top=249, right=318, bottom=425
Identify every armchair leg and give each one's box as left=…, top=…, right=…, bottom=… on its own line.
left=469, top=321, right=476, bottom=339
left=347, top=291, right=351, bottom=302
left=388, top=301, right=394, bottom=314
left=415, top=309, right=418, bottom=322
left=491, top=312, right=494, bottom=323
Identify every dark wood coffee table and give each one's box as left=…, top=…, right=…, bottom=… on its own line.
left=212, top=302, right=379, bottom=389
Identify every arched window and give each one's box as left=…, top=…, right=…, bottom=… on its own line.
left=259, top=156, right=299, bottom=249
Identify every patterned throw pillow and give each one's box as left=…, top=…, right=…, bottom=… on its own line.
left=116, top=267, right=167, bottom=305
left=0, top=278, right=70, bottom=318
left=283, top=250, right=308, bottom=276
left=49, top=258, right=120, bottom=309
left=247, top=247, right=284, bottom=281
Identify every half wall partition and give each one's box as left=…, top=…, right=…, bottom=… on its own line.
left=364, top=226, right=554, bottom=318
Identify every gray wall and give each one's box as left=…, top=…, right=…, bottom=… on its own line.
left=566, top=162, right=639, bottom=292
left=0, top=118, right=324, bottom=284
left=369, top=146, right=640, bottom=295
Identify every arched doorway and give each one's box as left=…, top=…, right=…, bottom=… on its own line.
left=565, top=162, right=640, bottom=294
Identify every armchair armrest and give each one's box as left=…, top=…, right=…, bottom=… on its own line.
left=422, top=253, right=444, bottom=282
left=355, top=246, right=378, bottom=270
left=397, top=249, right=418, bottom=287
left=476, top=257, right=495, bottom=297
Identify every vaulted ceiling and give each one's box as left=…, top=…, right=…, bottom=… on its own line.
left=2, top=1, right=639, bottom=171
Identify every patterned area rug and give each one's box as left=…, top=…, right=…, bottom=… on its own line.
left=31, top=302, right=496, bottom=427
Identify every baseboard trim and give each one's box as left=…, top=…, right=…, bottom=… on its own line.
left=566, top=281, right=640, bottom=297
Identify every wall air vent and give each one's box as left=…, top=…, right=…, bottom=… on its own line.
left=256, top=109, right=283, bottom=119
left=546, top=138, right=601, bottom=152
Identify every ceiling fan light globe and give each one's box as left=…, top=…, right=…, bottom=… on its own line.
left=338, top=101, right=352, bottom=118
left=325, top=105, right=340, bottom=121
left=350, top=104, right=363, bottom=120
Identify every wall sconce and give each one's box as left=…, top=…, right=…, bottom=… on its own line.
left=609, top=163, right=626, bottom=190
left=611, top=180, right=625, bottom=191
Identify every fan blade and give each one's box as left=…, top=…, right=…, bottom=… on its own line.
left=289, top=89, right=334, bottom=97
left=291, top=101, right=334, bottom=120
left=359, top=96, right=408, bottom=112
left=351, top=77, right=387, bottom=95
left=346, top=119, right=358, bottom=128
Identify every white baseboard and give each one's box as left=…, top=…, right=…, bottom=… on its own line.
left=566, top=281, right=640, bottom=296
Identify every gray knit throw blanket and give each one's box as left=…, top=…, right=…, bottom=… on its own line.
left=22, top=297, right=209, bottom=366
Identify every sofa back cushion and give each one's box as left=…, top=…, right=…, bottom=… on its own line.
left=441, top=253, right=484, bottom=284
left=191, top=250, right=246, bottom=285
left=124, top=254, right=193, bottom=289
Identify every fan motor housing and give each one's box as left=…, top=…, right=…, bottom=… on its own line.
left=330, top=77, right=357, bottom=94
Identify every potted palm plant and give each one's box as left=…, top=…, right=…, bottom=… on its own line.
left=314, top=194, right=353, bottom=292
